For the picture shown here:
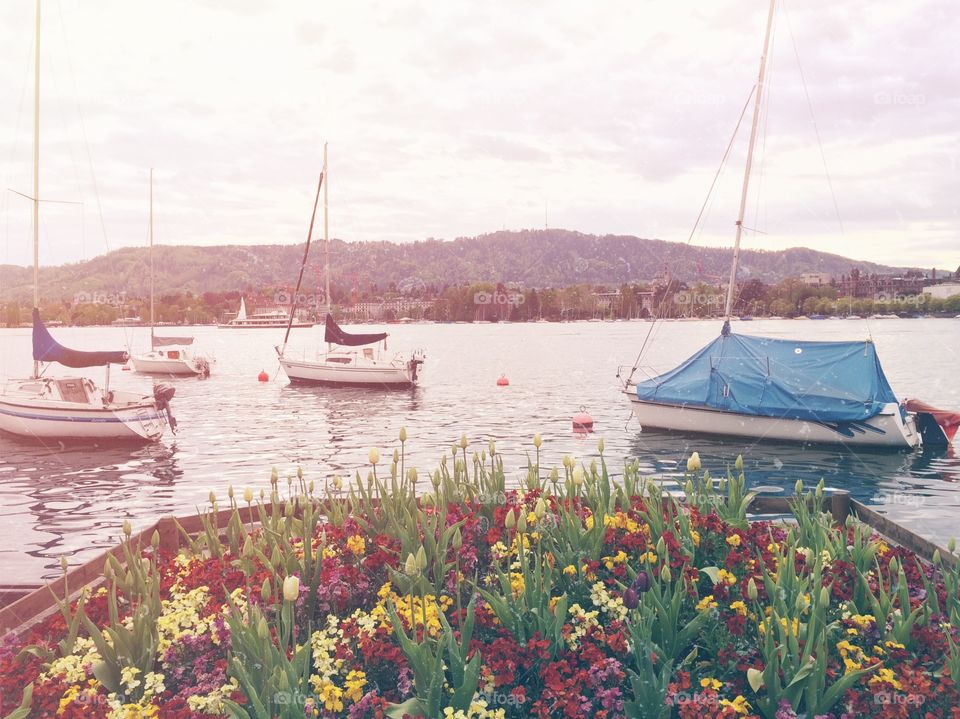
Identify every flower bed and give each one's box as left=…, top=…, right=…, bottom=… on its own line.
left=2, top=436, right=960, bottom=719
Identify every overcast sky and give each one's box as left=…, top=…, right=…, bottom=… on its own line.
left=0, top=0, right=957, bottom=271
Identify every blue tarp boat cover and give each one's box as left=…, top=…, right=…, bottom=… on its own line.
left=33, top=308, right=129, bottom=368
left=635, top=331, right=899, bottom=422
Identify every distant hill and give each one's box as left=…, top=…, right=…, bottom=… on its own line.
left=0, top=229, right=935, bottom=302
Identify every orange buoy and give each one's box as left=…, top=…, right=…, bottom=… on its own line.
left=572, top=405, right=593, bottom=433
left=257, top=370, right=269, bottom=382
left=496, top=374, right=510, bottom=387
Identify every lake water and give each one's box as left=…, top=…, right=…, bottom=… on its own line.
left=1, top=318, right=959, bottom=583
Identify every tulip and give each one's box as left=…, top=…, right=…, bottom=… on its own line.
left=795, top=479, right=804, bottom=496
left=393, top=448, right=400, bottom=464
left=623, top=587, right=639, bottom=610
left=270, top=467, right=278, bottom=486
left=819, top=585, right=830, bottom=607
left=488, top=440, right=496, bottom=456
left=332, top=475, right=343, bottom=490
left=257, top=616, right=270, bottom=639
left=122, top=519, right=132, bottom=537
left=60, top=555, right=69, bottom=573
left=533, top=433, right=542, bottom=449
left=151, top=530, right=160, bottom=550
left=949, top=537, right=956, bottom=554
left=297, top=466, right=303, bottom=480
left=282, top=575, right=300, bottom=602
left=505, top=509, right=516, bottom=529
left=590, top=459, right=597, bottom=475
left=452, top=526, right=463, bottom=550
left=597, top=437, right=605, bottom=453
left=261, top=578, right=272, bottom=602
left=534, top=497, right=547, bottom=519
left=684, top=479, right=695, bottom=497
left=735, top=454, right=744, bottom=472
left=243, top=486, right=254, bottom=504
left=660, top=564, right=672, bottom=583
left=933, top=549, right=941, bottom=565
left=368, top=447, right=379, bottom=465
left=747, top=578, right=758, bottom=601
left=633, top=570, right=651, bottom=593
left=404, top=553, right=419, bottom=578
left=549, top=467, right=559, bottom=483
left=517, top=511, right=528, bottom=533
left=227, top=484, right=234, bottom=500
left=572, top=467, right=584, bottom=486
left=459, top=433, right=468, bottom=450
left=399, top=426, right=407, bottom=442
left=686, top=452, right=701, bottom=473
left=408, top=468, right=418, bottom=483
left=415, top=546, right=427, bottom=570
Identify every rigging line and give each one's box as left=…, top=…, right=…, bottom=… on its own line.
left=627, top=85, right=758, bottom=377
left=783, top=0, right=845, bottom=237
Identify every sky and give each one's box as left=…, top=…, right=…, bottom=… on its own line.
left=0, top=0, right=957, bottom=271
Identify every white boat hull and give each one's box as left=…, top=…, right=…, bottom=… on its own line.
left=130, top=353, right=207, bottom=376
left=279, top=356, right=420, bottom=388
left=0, top=382, right=166, bottom=441
left=624, top=391, right=919, bottom=448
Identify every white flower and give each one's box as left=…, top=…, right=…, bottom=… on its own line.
left=282, top=575, right=300, bottom=602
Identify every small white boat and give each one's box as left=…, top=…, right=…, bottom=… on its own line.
left=219, top=298, right=313, bottom=329
left=130, top=169, right=213, bottom=377
left=276, top=144, right=425, bottom=389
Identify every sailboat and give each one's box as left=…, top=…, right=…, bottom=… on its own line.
left=276, top=144, right=425, bottom=389
left=218, top=297, right=314, bottom=329
left=130, top=169, right=213, bottom=376
left=619, top=0, right=952, bottom=449
left=0, top=0, right=174, bottom=442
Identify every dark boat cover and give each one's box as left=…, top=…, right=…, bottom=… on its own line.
left=634, top=331, right=899, bottom=422
left=324, top=314, right=387, bottom=347
left=33, top=308, right=129, bottom=367
left=152, top=336, right=195, bottom=347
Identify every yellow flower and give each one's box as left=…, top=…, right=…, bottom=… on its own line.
left=720, top=695, right=752, bottom=715
left=695, top=595, right=718, bottom=612
left=344, top=669, right=367, bottom=703
left=869, top=667, right=904, bottom=690
left=687, top=452, right=702, bottom=472
left=563, top=564, right=578, bottom=578
left=730, top=600, right=748, bottom=616
left=691, top=530, right=701, bottom=547
left=716, top=569, right=737, bottom=586
left=849, top=614, right=875, bottom=629
left=346, top=534, right=366, bottom=556
left=699, top=677, right=722, bottom=691
left=726, top=534, right=741, bottom=547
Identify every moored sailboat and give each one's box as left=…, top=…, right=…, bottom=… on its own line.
left=275, top=144, right=425, bottom=389
left=619, top=0, right=952, bottom=449
left=0, top=0, right=174, bottom=443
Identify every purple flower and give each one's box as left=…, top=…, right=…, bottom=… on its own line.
left=623, top=588, right=639, bottom=610
left=633, top=570, right=651, bottom=593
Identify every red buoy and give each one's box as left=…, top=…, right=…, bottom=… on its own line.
left=121, top=365, right=130, bottom=371
left=572, top=405, right=593, bottom=433
left=496, top=374, right=510, bottom=387
left=257, top=370, right=269, bottom=382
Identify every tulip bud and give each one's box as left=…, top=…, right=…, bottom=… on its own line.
left=151, top=530, right=160, bottom=551
left=459, top=433, right=468, bottom=450
left=505, top=509, right=516, bottom=529
left=404, top=553, right=419, bottom=577
left=795, top=479, right=804, bottom=496
left=735, top=454, right=744, bottom=472
left=533, top=433, right=542, bottom=449
left=634, top=570, right=651, bottom=593
left=243, top=486, right=254, bottom=504
left=623, top=587, right=639, bottom=610
left=208, top=491, right=217, bottom=506
left=888, top=556, right=899, bottom=575
left=227, top=484, right=235, bottom=500
left=550, top=467, right=559, bottom=483
left=572, top=467, right=584, bottom=486
left=399, top=426, right=407, bottom=442
left=949, top=537, right=956, bottom=554
left=408, top=468, right=418, bottom=483
left=534, top=497, right=547, bottom=519
left=488, top=440, right=496, bottom=456
left=261, top=578, right=272, bottom=602
left=390, top=461, right=398, bottom=479
left=415, top=546, right=427, bottom=570
left=684, top=479, right=695, bottom=496
left=368, top=447, right=379, bottom=465
left=933, top=549, right=941, bottom=565
left=257, top=616, right=270, bottom=639
left=597, top=437, right=605, bottom=453
left=562, top=455, right=572, bottom=470
left=686, top=452, right=701, bottom=473
left=590, top=459, right=597, bottom=476
left=452, top=527, right=463, bottom=550
left=660, top=564, right=672, bottom=583
left=331, top=475, right=343, bottom=491
left=517, top=511, right=528, bottom=533
left=122, top=519, right=132, bottom=537
left=747, top=578, right=758, bottom=601
left=819, top=585, right=830, bottom=607
left=242, top=536, right=254, bottom=559
left=282, top=575, right=300, bottom=602
left=60, top=555, right=69, bottom=573
left=270, top=467, right=278, bottom=486
left=393, top=448, right=399, bottom=464
left=656, top=537, right=666, bottom=556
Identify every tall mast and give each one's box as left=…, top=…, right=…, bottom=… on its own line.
left=149, top=168, right=155, bottom=347
left=723, top=0, right=776, bottom=321
left=323, top=142, right=330, bottom=317
left=32, top=0, right=41, bottom=379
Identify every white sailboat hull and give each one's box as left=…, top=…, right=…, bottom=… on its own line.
left=130, top=353, right=203, bottom=376
left=624, top=391, right=919, bottom=448
left=279, top=356, right=420, bottom=388
left=0, top=381, right=165, bottom=441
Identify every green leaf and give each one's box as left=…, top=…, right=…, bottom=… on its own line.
left=747, top=667, right=764, bottom=693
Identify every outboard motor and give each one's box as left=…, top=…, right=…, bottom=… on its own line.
left=154, top=383, right=178, bottom=433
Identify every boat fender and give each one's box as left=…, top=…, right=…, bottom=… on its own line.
left=572, top=406, right=594, bottom=433
left=154, top=383, right=178, bottom=434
